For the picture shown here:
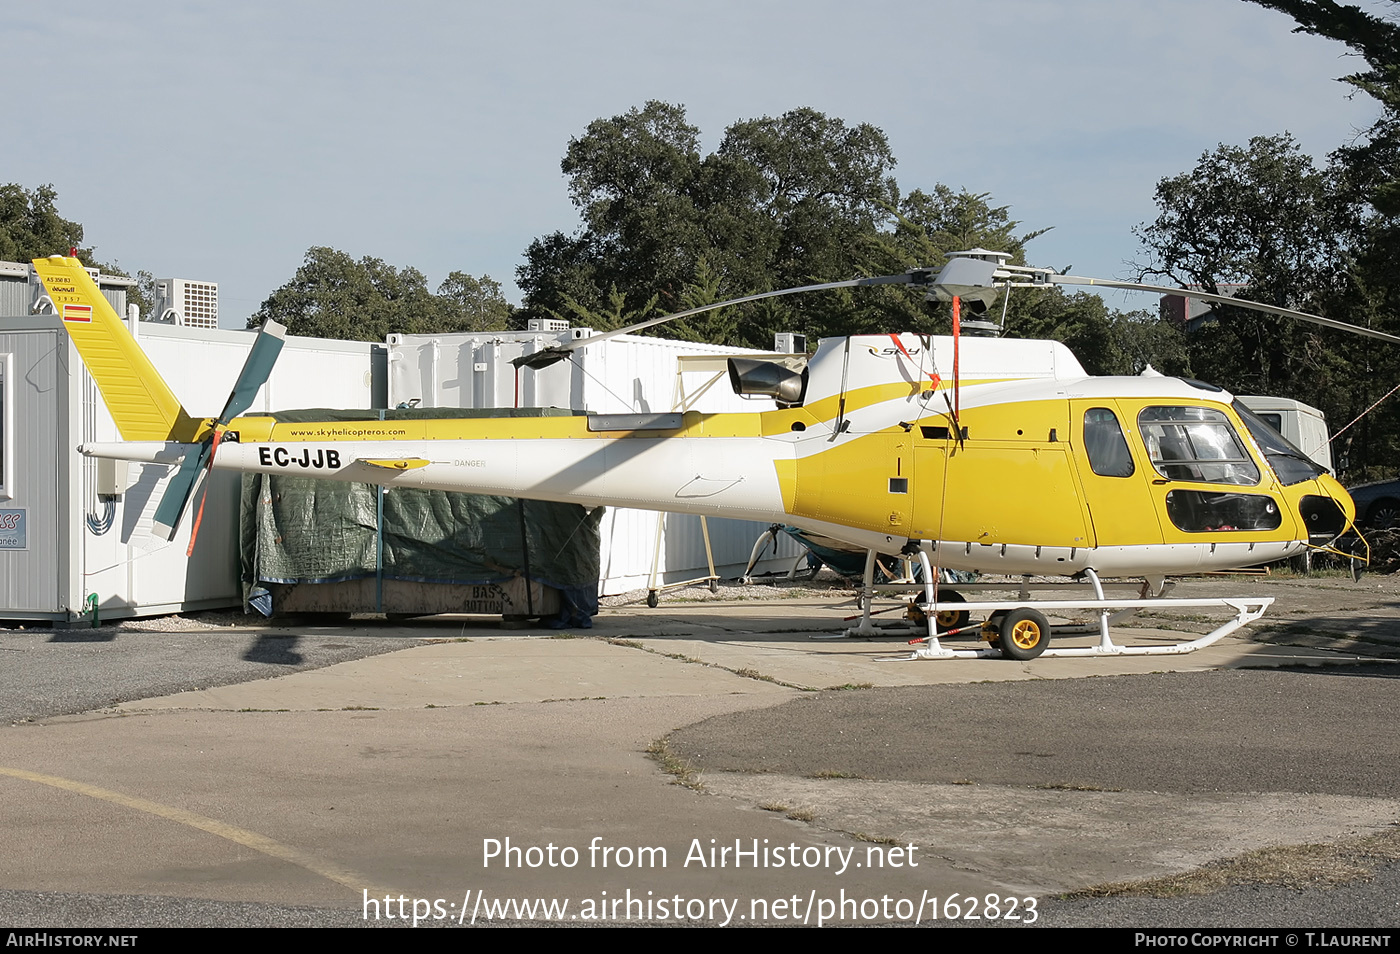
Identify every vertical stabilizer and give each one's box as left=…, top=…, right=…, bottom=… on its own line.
left=31, top=256, right=198, bottom=442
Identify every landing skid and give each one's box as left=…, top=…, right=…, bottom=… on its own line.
left=831, top=549, right=1273, bottom=660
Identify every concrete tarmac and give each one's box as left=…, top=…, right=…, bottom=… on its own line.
left=1, top=575, right=1397, bottom=928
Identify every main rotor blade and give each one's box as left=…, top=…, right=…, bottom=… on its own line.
left=1051, top=275, right=1400, bottom=347
left=218, top=320, right=287, bottom=422
left=512, top=271, right=933, bottom=369
left=511, top=248, right=1400, bottom=368
left=151, top=442, right=212, bottom=541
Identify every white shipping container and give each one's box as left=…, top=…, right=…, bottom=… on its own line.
left=0, top=316, right=382, bottom=623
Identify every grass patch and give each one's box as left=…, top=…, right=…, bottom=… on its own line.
left=604, top=637, right=645, bottom=650
left=811, top=769, right=868, bottom=780
left=472, top=700, right=502, bottom=706
left=785, top=807, right=816, bottom=822
left=854, top=832, right=899, bottom=846
left=647, top=737, right=703, bottom=792
left=1035, top=782, right=1124, bottom=792
left=758, top=802, right=789, bottom=813
left=1064, top=827, right=1400, bottom=898
left=1262, top=566, right=1353, bottom=580
left=733, top=667, right=779, bottom=684
left=341, top=705, right=379, bottom=711
left=826, top=682, right=875, bottom=691
left=547, top=633, right=578, bottom=639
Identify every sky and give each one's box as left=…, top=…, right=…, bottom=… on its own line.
left=5, top=0, right=1385, bottom=327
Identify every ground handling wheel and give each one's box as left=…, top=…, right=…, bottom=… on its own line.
left=997, top=608, right=1051, bottom=661
left=906, top=591, right=971, bottom=633
left=930, top=591, right=969, bottom=633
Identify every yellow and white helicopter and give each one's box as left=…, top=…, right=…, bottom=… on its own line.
left=32, top=251, right=1369, bottom=660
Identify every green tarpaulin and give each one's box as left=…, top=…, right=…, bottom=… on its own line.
left=239, top=407, right=603, bottom=605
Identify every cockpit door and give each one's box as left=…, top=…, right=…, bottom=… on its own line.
left=1127, top=402, right=1297, bottom=544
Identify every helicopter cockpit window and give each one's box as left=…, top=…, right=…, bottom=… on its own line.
left=1232, top=401, right=1328, bottom=486
left=1137, top=406, right=1260, bottom=485
left=1084, top=408, right=1134, bottom=477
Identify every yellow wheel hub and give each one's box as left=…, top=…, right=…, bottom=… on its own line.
left=1010, top=620, right=1042, bottom=650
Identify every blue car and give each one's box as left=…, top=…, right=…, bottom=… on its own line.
left=1347, top=479, right=1400, bottom=530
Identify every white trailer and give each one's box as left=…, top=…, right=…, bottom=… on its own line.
left=1237, top=395, right=1332, bottom=472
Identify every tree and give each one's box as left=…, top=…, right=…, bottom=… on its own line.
left=1130, top=134, right=1362, bottom=405
left=518, top=101, right=1185, bottom=371
left=128, top=270, right=158, bottom=323
left=893, top=186, right=1046, bottom=265
left=1132, top=134, right=1353, bottom=307
left=0, top=182, right=157, bottom=316
left=1244, top=2, right=1400, bottom=213
left=0, top=183, right=90, bottom=264
left=517, top=102, right=907, bottom=348
left=1103, top=308, right=1193, bottom=377
left=1241, top=2, right=1400, bottom=474
left=561, top=100, right=706, bottom=306
left=435, top=271, right=514, bottom=333
left=710, top=107, right=898, bottom=284
left=252, top=247, right=512, bottom=340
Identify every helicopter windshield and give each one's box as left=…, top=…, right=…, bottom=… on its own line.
left=1231, top=401, right=1329, bottom=486
left=1137, top=406, right=1260, bottom=485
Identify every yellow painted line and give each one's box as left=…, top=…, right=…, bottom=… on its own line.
left=0, top=765, right=396, bottom=898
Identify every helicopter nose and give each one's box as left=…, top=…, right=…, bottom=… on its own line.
left=1298, top=474, right=1354, bottom=544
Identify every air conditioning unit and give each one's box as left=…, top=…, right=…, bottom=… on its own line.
left=155, top=278, right=219, bottom=329
left=774, top=332, right=807, bottom=354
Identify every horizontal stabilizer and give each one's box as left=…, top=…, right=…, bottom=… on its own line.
left=79, top=442, right=190, bottom=463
